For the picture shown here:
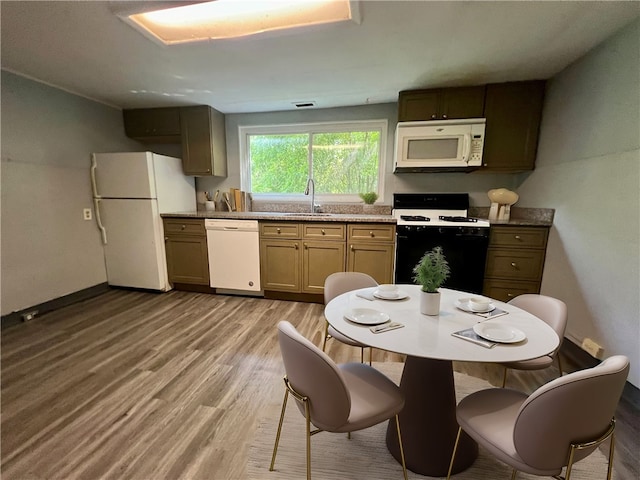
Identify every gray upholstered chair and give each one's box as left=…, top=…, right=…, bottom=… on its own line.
left=270, top=321, right=408, bottom=480
left=501, top=294, right=568, bottom=387
left=323, top=271, right=378, bottom=364
left=447, top=355, right=629, bottom=480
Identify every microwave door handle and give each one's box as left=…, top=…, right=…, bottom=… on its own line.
left=462, top=134, right=471, bottom=162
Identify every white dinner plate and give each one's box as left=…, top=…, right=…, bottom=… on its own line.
left=373, top=290, right=409, bottom=301
left=455, top=298, right=496, bottom=313
left=344, top=308, right=390, bottom=326
left=473, top=323, right=526, bottom=343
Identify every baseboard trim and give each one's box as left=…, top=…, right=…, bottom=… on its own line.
left=1, top=282, right=110, bottom=329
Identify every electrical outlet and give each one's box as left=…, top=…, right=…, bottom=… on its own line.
left=21, top=310, right=38, bottom=321
left=581, top=337, right=604, bottom=359
left=83, top=208, right=92, bottom=220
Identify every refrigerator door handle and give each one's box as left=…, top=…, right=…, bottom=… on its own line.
left=94, top=198, right=108, bottom=244
left=90, top=153, right=100, bottom=198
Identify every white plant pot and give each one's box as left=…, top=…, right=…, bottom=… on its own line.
left=420, top=290, right=441, bottom=316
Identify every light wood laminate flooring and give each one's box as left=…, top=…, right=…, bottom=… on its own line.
left=2, top=289, right=638, bottom=479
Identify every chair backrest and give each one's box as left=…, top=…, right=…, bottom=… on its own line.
left=513, top=355, right=629, bottom=470
left=277, top=321, right=351, bottom=430
left=508, top=294, right=567, bottom=354
left=324, top=272, right=378, bottom=305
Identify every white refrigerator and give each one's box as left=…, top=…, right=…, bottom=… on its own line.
left=91, top=152, right=196, bottom=291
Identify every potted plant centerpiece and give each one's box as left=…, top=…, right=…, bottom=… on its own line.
left=359, top=192, right=378, bottom=212
left=413, top=246, right=450, bottom=315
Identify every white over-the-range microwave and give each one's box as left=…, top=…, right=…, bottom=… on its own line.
left=393, top=118, right=486, bottom=171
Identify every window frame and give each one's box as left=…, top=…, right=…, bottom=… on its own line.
left=239, top=119, right=388, bottom=203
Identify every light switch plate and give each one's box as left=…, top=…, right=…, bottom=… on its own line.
left=83, top=208, right=92, bottom=220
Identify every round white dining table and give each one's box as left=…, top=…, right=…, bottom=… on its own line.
left=324, top=285, right=560, bottom=476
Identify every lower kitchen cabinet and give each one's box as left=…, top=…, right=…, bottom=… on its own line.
left=347, top=224, right=396, bottom=284
left=163, top=219, right=209, bottom=285
left=483, top=225, right=550, bottom=302
left=303, top=240, right=345, bottom=294
left=260, top=239, right=301, bottom=292
left=260, top=221, right=396, bottom=291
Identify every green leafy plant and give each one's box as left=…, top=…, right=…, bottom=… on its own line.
left=413, top=246, right=450, bottom=293
left=359, top=192, right=378, bottom=204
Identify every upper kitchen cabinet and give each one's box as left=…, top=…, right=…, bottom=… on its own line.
left=180, top=105, right=227, bottom=177
left=398, top=86, right=486, bottom=122
left=123, top=107, right=181, bottom=142
left=481, top=81, right=546, bottom=172
left=122, top=105, right=227, bottom=177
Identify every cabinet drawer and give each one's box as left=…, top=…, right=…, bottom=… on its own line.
left=485, top=248, right=545, bottom=280
left=483, top=279, right=540, bottom=303
left=260, top=222, right=301, bottom=238
left=302, top=223, right=346, bottom=240
left=489, top=227, right=549, bottom=248
left=163, top=219, right=205, bottom=236
left=348, top=224, right=395, bottom=242
left=489, top=226, right=548, bottom=248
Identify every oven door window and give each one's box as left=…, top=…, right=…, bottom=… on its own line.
left=395, top=227, right=489, bottom=294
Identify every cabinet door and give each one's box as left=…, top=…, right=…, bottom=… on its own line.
left=482, top=81, right=545, bottom=171
left=123, top=107, right=181, bottom=141
left=347, top=243, right=394, bottom=284
left=302, top=241, right=346, bottom=294
left=398, top=90, right=440, bottom=121
left=440, top=86, right=486, bottom=120
left=181, top=106, right=228, bottom=177
left=165, top=235, right=209, bottom=285
left=260, top=239, right=301, bottom=292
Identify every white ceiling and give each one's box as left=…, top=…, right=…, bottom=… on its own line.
left=2, top=1, right=638, bottom=114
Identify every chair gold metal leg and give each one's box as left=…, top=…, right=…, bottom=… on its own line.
left=606, top=431, right=615, bottom=480
left=322, top=321, right=330, bottom=352
left=502, top=367, right=508, bottom=388
left=511, top=469, right=518, bottom=480
left=304, top=400, right=312, bottom=480
left=269, top=388, right=289, bottom=471
left=446, top=426, right=462, bottom=480
left=557, top=353, right=564, bottom=377
left=395, top=414, right=408, bottom=480
left=565, top=443, right=577, bottom=480
left=360, top=347, right=364, bottom=363
left=347, top=432, right=351, bottom=440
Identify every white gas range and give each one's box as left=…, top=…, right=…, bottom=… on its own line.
left=393, top=193, right=490, bottom=294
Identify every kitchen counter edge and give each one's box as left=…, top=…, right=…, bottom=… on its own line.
left=161, top=211, right=396, bottom=223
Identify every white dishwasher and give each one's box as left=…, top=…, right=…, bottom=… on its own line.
left=205, top=219, right=261, bottom=292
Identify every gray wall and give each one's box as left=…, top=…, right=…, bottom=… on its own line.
left=0, top=71, right=143, bottom=316
left=515, top=19, right=639, bottom=386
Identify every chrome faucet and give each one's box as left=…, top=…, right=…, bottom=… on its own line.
left=304, top=177, right=317, bottom=213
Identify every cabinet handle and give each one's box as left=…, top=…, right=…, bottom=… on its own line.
left=321, top=229, right=325, bottom=235
left=181, top=225, right=186, bottom=230
left=369, top=231, right=374, bottom=237
left=304, top=243, right=308, bottom=249
left=350, top=244, right=354, bottom=251
left=442, top=114, right=448, bottom=119
left=164, top=237, right=169, bottom=241
left=277, top=228, right=281, bottom=234
left=295, top=243, right=299, bottom=250
left=431, top=114, right=437, bottom=119
left=514, top=235, right=521, bottom=240
left=510, top=262, right=518, bottom=269
left=507, top=293, right=515, bottom=297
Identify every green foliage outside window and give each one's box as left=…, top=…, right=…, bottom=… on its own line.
left=249, top=130, right=380, bottom=195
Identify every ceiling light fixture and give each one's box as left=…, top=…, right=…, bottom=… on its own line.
left=123, top=0, right=360, bottom=45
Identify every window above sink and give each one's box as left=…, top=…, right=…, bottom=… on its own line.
left=238, top=120, right=388, bottom=204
